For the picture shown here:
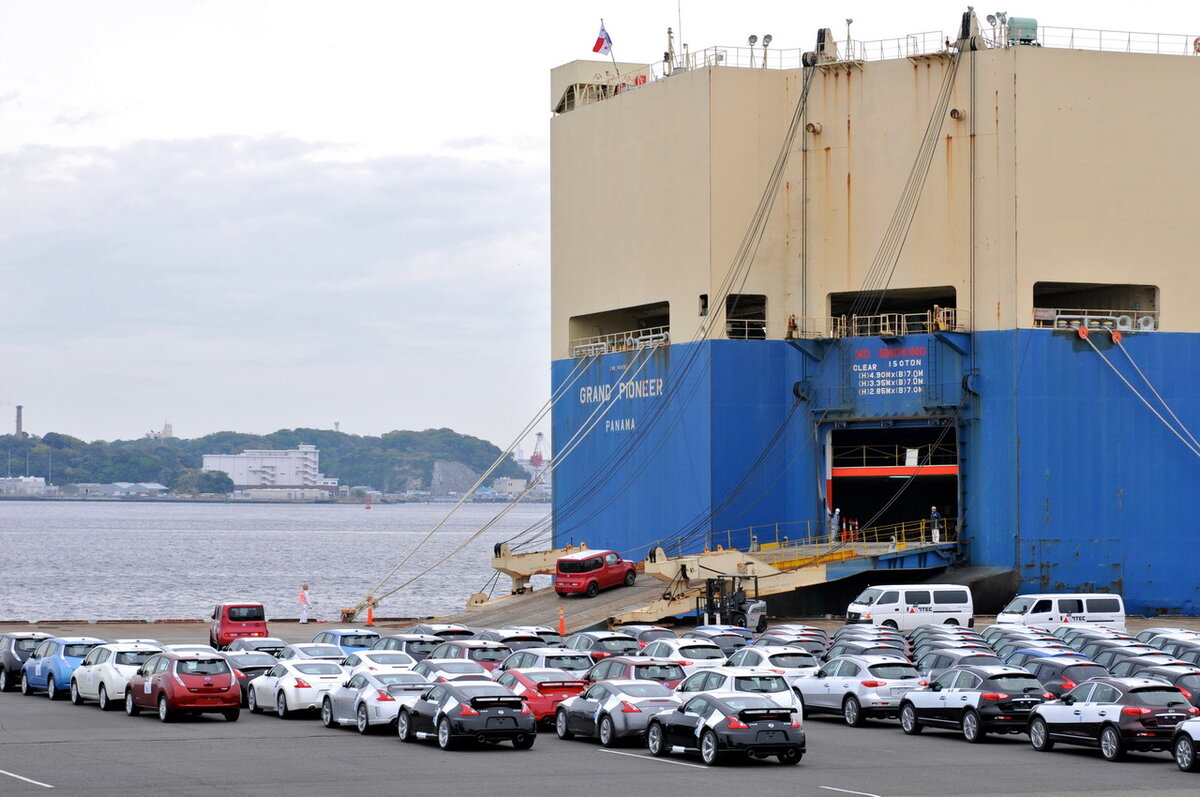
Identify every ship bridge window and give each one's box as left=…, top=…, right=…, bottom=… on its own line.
left=828, top=287, right=958, bottom=337
left=1032, top=282, right=1158, bottom=331
left=726, top=294, right=766, bottom=340
left=568, top=301, right=670, bottom=357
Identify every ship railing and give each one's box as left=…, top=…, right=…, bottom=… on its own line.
left=791, top=308, right=969, bottom=340
left=831, top=443, right=958, bottom=468
left=725, top=319, right=767, bottom=340
left=710, top=517, right=957, bottom=567
left=1033, top=307, right=1158, bottom=332
left=1036, top=27, right=1200, bottom=57
left=570, top=325, right=671, bottom=358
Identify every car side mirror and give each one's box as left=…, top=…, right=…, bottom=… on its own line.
left=342, top=680, right=351, bottom=688
left=930, top=683, right=942, bottom=692
left=420, top=690, right=432, bottom=700
left=1061, top=694, right=1075, bottom=705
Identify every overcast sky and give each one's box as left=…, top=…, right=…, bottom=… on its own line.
left=1, top=1, right=1194, bottom=452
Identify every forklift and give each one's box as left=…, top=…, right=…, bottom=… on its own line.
left=695, top=573, right=768, bottom=632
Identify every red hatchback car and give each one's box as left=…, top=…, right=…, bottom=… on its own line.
left=494, top=669, right=587, bottom=722
left=555, top=550, right=637, bottom=598
left=427, top=640, right=512, bottom=672
left=584, top=656, right=687, bottom=688
left=125, top=652, right=241, bottom=722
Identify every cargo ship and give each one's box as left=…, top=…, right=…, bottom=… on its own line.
left=543, top=11, right=1200, bottom=616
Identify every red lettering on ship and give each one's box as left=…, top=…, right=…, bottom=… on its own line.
left=855, top=349, right=872, bottom=359
left=877, top=347, right=927, bottom=358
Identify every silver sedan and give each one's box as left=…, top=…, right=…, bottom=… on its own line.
left=555, top=679, right=682, bottom=746
left=321, top=669, right=429, bottom=733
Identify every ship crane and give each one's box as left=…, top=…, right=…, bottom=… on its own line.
left=529, top=432, right=547, bottom=468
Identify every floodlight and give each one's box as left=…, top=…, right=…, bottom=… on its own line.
left=763, top=34, right=773, bottom=46
left=987, top=14, right=997, bottom=25
left=748, top=35, right=758, bottom=46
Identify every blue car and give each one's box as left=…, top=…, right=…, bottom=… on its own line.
left=20, top=636, right=105, bottom=700
left=311, top=628, right=381, bottom=655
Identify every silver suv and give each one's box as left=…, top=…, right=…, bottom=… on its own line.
left=792, top=655, right=924, bottom=726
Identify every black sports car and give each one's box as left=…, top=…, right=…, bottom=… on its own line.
left=397, top=681, right=536, bottom=750
left=645, top=693, right=804, bottom=766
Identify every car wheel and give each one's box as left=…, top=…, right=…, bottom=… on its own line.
left=598, top=715, right=617, bottom=747
left=46, top=675, right=59, bottom=701
left=842, top=695, right=864, bottom=727
left=882, top=620, right=898, bottom=630
left=20, top=675, right=33, bottom=696
left=0, top=669, right=10, bottom=692
left=157, top=695, right=173, bottom=723
left=125, top=690, right=140, bottom=716
left=731, top=612, right=748, bottom=629
left=70, top=680, right=84, bottom=706
left=223, top=708, right=240, bottom=722
left=556, top=709, right=574, bottom=740
left=1174, top=734, right=1200, bottom=772
left=397, top=710, right=415, bottom=742
left=512, top=733, right=535, bottom=750
left=321, top=697, right=338, bottom=728
left=624, top=570, right=636, bottom=587
left=356, top=703, right=372, bottom=734
left=900, top=703, right=922, bottom=735
left=961, top=709, right=985, bottom=743
left=1099, top=725, right=1126, bottom=762
left=276, top=692, right=290, bottom=719
left=647, top=722, right=668, bottom=757
left=1029, top=717, right=1054, bottom=751
left=699, top=729, right=721, bottom=765
left=248, top=687, right=262, bottom=714
left=437, top=717, right=456, bottom=750
left=585, top=581, right=599, bottom=598
left=98, top=684, right=111, bottom=711
left=777, top=747, right=803, bottom=765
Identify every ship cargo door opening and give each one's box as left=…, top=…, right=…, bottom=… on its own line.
left=826, top=424, right=959, bottom=533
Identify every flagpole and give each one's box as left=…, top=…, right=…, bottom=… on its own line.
left=601, top=18, right=621, bottom=76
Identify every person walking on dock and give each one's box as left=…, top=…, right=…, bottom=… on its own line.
left=299, top=583, right=313, bottom=624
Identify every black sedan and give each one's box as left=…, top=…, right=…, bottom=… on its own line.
left=220, top=651, right=279, bottom=707
left=645, top=693, right=804, bottom=766
left=397, top=681, right=536, bottom=750
left=0, top=632, right=51, bottom=692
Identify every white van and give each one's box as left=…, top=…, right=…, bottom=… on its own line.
left=995, top=593, right=1126, bottom=631
left=846, top=584, right=974, bottom=630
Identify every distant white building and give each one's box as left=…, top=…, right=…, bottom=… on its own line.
left=0, top=476, right=49, bottom=495
left=202, top=444, right=339, bottom=492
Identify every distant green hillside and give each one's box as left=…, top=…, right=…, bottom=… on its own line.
left=0, top=428, right=527, bottom=492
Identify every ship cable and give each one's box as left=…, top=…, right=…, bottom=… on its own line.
left=1113, top=338, right=1200, bottom=450
left=1084, top=335, right=1200, bottom=457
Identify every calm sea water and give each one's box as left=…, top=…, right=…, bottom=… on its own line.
left=0, top=501, right=551, bottom=621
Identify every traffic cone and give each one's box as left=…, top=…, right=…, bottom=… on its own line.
left=366, top=595, right=375, bottom=627
left=558, top=606, right=566, bottom=636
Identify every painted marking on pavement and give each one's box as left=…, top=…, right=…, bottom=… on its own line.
left=598, top=748, right=708, bottom=769
left=819, top=787, right=883, bottom=797
left=0, top=768, right=54, bottom=789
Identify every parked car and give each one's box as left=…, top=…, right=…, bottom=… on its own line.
left=208, top=601, right=269, bottom=650
left=277, top=643, right=345, bottom=662
left=725, top=646, right=820, bottom=681
left=0, top=631, right=51, bottom=692
left=645, top=693, right=804, bottom=765
left=898, top=665, right=1050, bottom=741
left=496, top=647, right=594, bottom=678
left=397, top=681, right=536, bottom=749
left=124, top=651, right=241, bottom=722
left=248, top=659, right=345, bottom=718
left=793, top=655, right=925, bottom=726
left=1129, top=665, right=1200, bottom=707
left=403, top=623, right=474, bottom=640
left=411, top=658, right=492, bottom=683
left=311, top=629, right=381, bottom=654
left=372, top=633, right=443, bottom=661
left=498, top=625, right=565, bottom=648
left=471, top=630, right=548, bottom=652
left=494, top=668, right=587, bottom=722
left=583, top=656, right=686, bottom=688
left=639, top=638, right=727, bottom=675
left=556, top=679, right=682, bottom=746
left=1172, top=716, right=1200, bottom=772
left=70, top=642, right=161, bottom=710
left=221, top=650, right=279, bottom=706
left=1024, top=656, right=1112, bottom=697
left=227, top=636, right=287, bottom=657
left=321, top=669, right=429, bottom=733
left=20, top=636, right=105, bottom=700
left=1028, top=677, right=1199, bottom=760
left=675, top=666, right=805, bottom=714
left=617, top=625, right=676, bottom=647
left=564, top=631, right=641, bottom=661
left=554, top=549, right=636, bottom=597
left=340, top=650, right=416, bottom=675
left=1109, top=654, right=1188, bottom=678
left=680, top=629, right=748, bottom=654
left=915, top=649, right=1002, bottom=680
left=427, top=640, right=511, bottom=672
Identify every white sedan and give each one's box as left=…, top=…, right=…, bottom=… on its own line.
left=726, top=645, right=821, bottom=682
left=249, top=660, right=345, bottom=718
left=341, top=650, right=416, bottom=676
left=321, top=669, right=429, bottom=733
left=70, top=643, right=161, bottom=710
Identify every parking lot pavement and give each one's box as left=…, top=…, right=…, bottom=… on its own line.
left=2, top=693, right=1200, bottom=797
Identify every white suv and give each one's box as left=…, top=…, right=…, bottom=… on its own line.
left=792, top=655, right=925, bottom=726
left=70, top=643, right=162, bottom=710
left=640, top=639, right=727, bottom=675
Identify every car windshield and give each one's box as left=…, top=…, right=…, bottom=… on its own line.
left=177, top=659, right=230, bottom=675
left=734, top=675, right=787, bottom=693
left=1178, top=674, right=1200, bottom=691
left=619, top=683, right=674, bottom=698
left=680, top=645, right=725, bottom=660
left=502, top=638, right=545, bottom=651
left=298, top=645, right=342, bottom=656
left=1001, top=597, right=1036, bottom=614
left=15, top=638, right=41, bottom=652
left=960, top=655, right=1001, bottom=666
left=868, top=663, right=920, bottom=679
left=464, top=648, right=506, bottom=662
left=367, top=652, right=413, bottom=665
left=378, top=673, right=424, bottom=685
left=440, top=662, right=485, bottom=673
left=640, top=630, right=675, bottom=642
left=990, top=675, right=1044, bottom=692
left=546, top=655, right=592, bottom=670
left=63, top=644, right=98, bottom=658
left=853, top=588, right=883, bottom=606
left=595, top=639, right=639, bottom=653
left=1063, top=665, right=1110, bottom=680
left=406, top=640, right=439, bottom=655
left=1132, top=687, right=1191, bottom=706
left=338, top=635, right=379, bottom=648
left=768, top=653, right=817, bottom=668
left=634, top=664, right=684, bottom=680
left=230, top=653, right=277, bottom=667
left=228, top=606, right=265, bottom=621
left=294, top=662, right=343, bottom=675
left=115, top=651, right=157, bottom=666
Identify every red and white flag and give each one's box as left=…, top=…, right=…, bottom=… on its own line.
left=593, top=23, right=613, bottom=55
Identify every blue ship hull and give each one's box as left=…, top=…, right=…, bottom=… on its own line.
left=551, top=330, right=1200, bottom=615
